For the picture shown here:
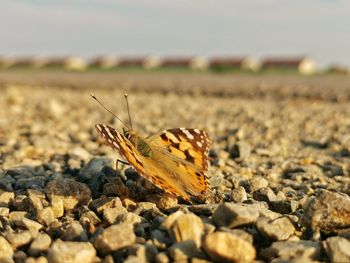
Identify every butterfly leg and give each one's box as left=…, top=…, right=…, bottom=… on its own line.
left=116, top=159, right=129, bottom=170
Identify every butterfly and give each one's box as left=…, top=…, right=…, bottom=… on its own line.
left=92, top=94, right=211, bottom=203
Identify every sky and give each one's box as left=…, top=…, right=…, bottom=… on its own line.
left=1, top=0, right=349, bottom=68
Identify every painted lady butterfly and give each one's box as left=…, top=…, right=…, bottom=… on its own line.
left=93, top=94, right=211, bottom=203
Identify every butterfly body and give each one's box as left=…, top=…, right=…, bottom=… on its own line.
left=95, top=124, right=211, bottom=203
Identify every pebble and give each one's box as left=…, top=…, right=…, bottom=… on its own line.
left=168, top=240, right=205, bottom=261
left=248, top=176, right=269, bottom=192
left=28, top=233, right=52, bottom=256
left=252, top=187, right=277, bottom=202
left=127, top=244, right=158, bottom=263
left=256, top=217, right=295, bottom=241
left=0, top=191, right=14, bottom=206
left=60, top=221, right=88, bottom=241
left=50, top=196, right=64, bottom=218
left=21, top=217, right=43, bottom=232
left=323, top=236, right=350, bottom=263
left=78, top=157, right=111, bottom=182
left=47, top=240, right=96, bottom=263
left=260, top=240, right=321, bottom=261
left=36, top=207, right=55, bottom=226
left=229, top=186, right=247, bottom=203
left=212, top=203, right=259, bottom=228
left=93, top=223, right=136, bottom=254
left=115, top=212, right=142, bottom=225
left=0, top=236, right=14, bottom=259
left=229, top=141, right=252, bottom=160
left=5, top=230, right=32, bottom=249
left=169, top=213, right=204, bottom=247
left=44, top=179, right=91, bottom=211
left=301, top=189, right=350, bottom=239
left=90, top=196, right=123, bottom=215
left=203, top=231, right=256, bottom=263
left=0, top=207, right=10, bottom=217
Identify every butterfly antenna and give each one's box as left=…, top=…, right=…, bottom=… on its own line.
left=124, top=93, right=133, bottom=130
left=91, top=94, right=130, bottom=128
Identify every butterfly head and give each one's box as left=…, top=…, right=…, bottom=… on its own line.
left=123, top=127, right=136, bottom=140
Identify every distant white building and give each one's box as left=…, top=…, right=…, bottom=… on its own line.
left=143, top=56, right=161, bottom=69
left=36, top=56, right=87, bottom=71
left=190, top=56, right=209, bottom=70
left=89, top=56, right=120, bottom=69
left=209, top=56, right=260, bottom=72
left=261, top=56, right=316, bottom=75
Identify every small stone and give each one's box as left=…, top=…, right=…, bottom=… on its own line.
left=323, top=236, right=350, bottom=263
left=229, top=229, right=254, bottom=244
left=127, top=244, right=158, bottom=263
left=115, top=212, right=142, bottom=225
left=151, top=229, right=172, bottom=248
left=230, top=186, right=247, bottom=203
left=26, top=257, right=48, bottom=263
left=21, top=218, right=43, bottom=232
left=0, top=191, right=14, bottom=207
left=0, top=173, right=16, bottom=191
left=103, top=206, right=128, bottom=225
left=79, top=210, right=101, bottom=228
left=0, top=236, right=13, bottom=259
left=13, top=250, right=27, bottom=262
left=50, top=196, right=64, bottom=218
left=90, top=196, right=123, bottom=215
left=301, top=189, right=350, bottom=238
left=61, top=221, right=88, bottom=241
left=102, top=176, right=129, bottom=197
left=5, top=230, right=32, bottom=248
left=203, top=231, right=256, bottom=263
left=9, top=211, right=28, bottom=225
left=0, top=207, right=9, bottom=217
left=168, top=240, right=205, bottom=261
left=187, top=204, right=218, bottom=217
left=146, top=193, right=178, bottom=210
left=260, top=240, right=321, bottom=261
left=47, top=240, right=96, bottom=263
left=28, top=233, right=52, bottom=256
left=248, top=176, right=268, bottom=192
left=169, top=213, right=204, bottom=247
left=28, top=195, right=43, bottom=211
left=93, top=223, right=136, bottom=254
left=44, top=178, right=91, bottom=211
left=79, top=158, right=112, bottom=181
left=256, top=217, right=295, bottom=241
left=212, top=203, right=259, bottom=228
left=12, top=194, right=30, bottom=211
left=36, top=207, right=55, bottom=226
left=155, top=252, right=169, bottom=263
left=252, top=187, right=277, bottom=202
left=15, top=176, right=46, bottom=190
left=229, top=141, right=251, bottom=160
left=270, top=200, right=299, bottom=214
left=25, top=257, right=48, bottom=263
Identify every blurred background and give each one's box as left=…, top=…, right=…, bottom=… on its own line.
left=1, top=0, right=350, bottom=73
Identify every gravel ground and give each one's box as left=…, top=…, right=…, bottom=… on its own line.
left=1, top=73, right=350, bottom=263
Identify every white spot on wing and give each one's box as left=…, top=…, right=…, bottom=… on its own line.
left=181, top=129, right=194, bottom=140
left=194, top=129, right=201, bottom=134
left=104, top=126, right=114, bottom=139
left=196, top=141, right=203, bottom=147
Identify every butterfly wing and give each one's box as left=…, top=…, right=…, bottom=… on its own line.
left=147, top=128, right=211, bottom=170
left=147, top=128, right=212, bottom=202
left=95, top=124, right=211, bottom=203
